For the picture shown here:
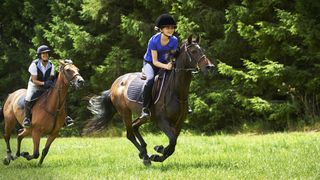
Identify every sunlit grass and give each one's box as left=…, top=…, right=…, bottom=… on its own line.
left=1, top=132, right=320, bottom=179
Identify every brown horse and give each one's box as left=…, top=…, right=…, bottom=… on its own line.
left=85, top=35, right=214, bottom=166
left=1, top=60, right=84, bottom=165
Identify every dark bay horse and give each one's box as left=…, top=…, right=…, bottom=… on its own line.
left=1, top=60, right=84, bottom=165
left=85, top=35, right=214, bottom=166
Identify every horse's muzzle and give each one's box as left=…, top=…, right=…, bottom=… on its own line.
left=73, top=77, right=85, bottom=89
left=206, top=64, right=215, bottom=73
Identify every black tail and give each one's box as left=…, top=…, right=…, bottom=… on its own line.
left=0, top=106, right=3, bottom=123
left=83, top=90, right=116, bottom=135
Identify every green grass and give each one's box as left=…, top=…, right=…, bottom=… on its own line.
left=1, top=132, right=320, bottom=179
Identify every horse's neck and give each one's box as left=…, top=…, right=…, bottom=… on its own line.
left=167, top=54, right=192, bottom=100
left=46, top=74, right=69, bottom=112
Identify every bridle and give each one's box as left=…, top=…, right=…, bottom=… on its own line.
left=174, top=42, right=207, bottom=73
left=60, top=64, right=81, bottom=85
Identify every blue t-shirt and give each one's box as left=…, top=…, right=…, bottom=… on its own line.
left=144, top=32, right=179, bottom=63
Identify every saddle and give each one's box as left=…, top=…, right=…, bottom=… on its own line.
left=17, top=90, right=46, bottom=110
left=127, top=71, right=166, bottom=104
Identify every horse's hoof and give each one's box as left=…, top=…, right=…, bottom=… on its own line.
left=143, top=158, right=151, bottom=166
left=154, top=145, right=164, bottom=154
left=138, top=153, right=143, bottom=159
left=21, top=152, right=29, bottom=158
left=3, top=158, right=10, bottom=166
left=150, top=154, right=161, bottom=162
left=10, top=156, right=15, bottom=160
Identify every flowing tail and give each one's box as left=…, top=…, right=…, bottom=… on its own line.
left=0, top=106, right=3, bottom=123
left=83, top=90, right=116, bottom=135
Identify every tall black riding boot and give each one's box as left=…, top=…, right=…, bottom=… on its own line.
left=23, top=101, right=32, bottom=128
left=140, top=84, right=152, bottom=119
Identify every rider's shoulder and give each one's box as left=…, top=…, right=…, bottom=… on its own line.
left=171, top=35, right=178, bottom=41
left=32, top=59, right=40, bottom=64
left=150, top=32, right=161, bottom=41
left=31, top=59, right=53, bottom=67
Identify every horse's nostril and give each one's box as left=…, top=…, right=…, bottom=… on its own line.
left=77, top=78, right=85, bottom=86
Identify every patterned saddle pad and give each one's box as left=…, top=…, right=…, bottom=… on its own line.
left=127, top=74, right=146, bottom=104
left=127, top=72, right=166, bottom=104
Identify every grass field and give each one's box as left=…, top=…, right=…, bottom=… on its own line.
left=1, top=132, right=320, bottom=179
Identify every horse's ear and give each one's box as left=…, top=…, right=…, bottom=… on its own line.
left=196, top=35, right=200, bottom=44
left=59, top=59, right=66, bottom=66
left=187, top=35, right=193, bottom=44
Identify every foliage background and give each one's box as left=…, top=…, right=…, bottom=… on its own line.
left=1, top=0, right=320, bottom=135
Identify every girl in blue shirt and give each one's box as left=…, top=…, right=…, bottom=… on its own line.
left=140, top=14, right=179, bottom=119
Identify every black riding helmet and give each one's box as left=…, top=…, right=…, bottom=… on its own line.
left=37, top=45, right=50, bottom=58
left=154, top=14, right=177, bottom=31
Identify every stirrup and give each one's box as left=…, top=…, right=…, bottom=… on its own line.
left=139, top=108, right=150, bottom=119
left=23, top=118, right=31, bottom=128
left=65, top=116, right=74, bottom=127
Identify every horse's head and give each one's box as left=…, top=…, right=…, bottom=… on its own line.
left=177, top=35, right=214, bottom=75
left=59, top=59, right=85, bottom=89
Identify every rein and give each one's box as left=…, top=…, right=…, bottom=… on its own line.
left=42, top=64, right=78, bottom=134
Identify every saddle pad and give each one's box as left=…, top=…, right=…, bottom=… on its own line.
left=127, top=75, right=146, bottom=104
left=127, top=72, right=167, bottom=104
left=17, top=90, right=45, bottom=110
left=17, top=96, right=26, bottom=109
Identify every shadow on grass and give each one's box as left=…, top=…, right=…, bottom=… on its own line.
left=144, top=159, right=242, bottom=171
left=2, top=158, right=56, bottom=169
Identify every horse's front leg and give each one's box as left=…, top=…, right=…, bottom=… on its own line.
left=21, top=130, right=40, bottom=161
left=39, top=133, right=58, bottom=165
left=150, top=118, right=177, bottom=162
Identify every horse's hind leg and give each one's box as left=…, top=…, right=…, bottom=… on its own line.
left=3, top=120, right=16, bottom=165
left=122, top=114, right=151, bottom=166
left=20, top=130, right=40, bottom=161
left=132, top=118, right=149, bottom=159
left=39, top=133, right=58, bottom=165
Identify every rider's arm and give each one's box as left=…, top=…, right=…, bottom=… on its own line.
left=31, top=75, right=45, bottom=86
left=28, top=63, right=45, bottom=86
left=151, top=50, right=172, bottom=70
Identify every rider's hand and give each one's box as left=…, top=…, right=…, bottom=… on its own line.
left=166, top=62, right=173, bottom=70
left=43, top=80, right=54, bottom=89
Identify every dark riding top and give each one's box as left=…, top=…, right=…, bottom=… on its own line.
left=29, top=59, right=54, bottom=83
